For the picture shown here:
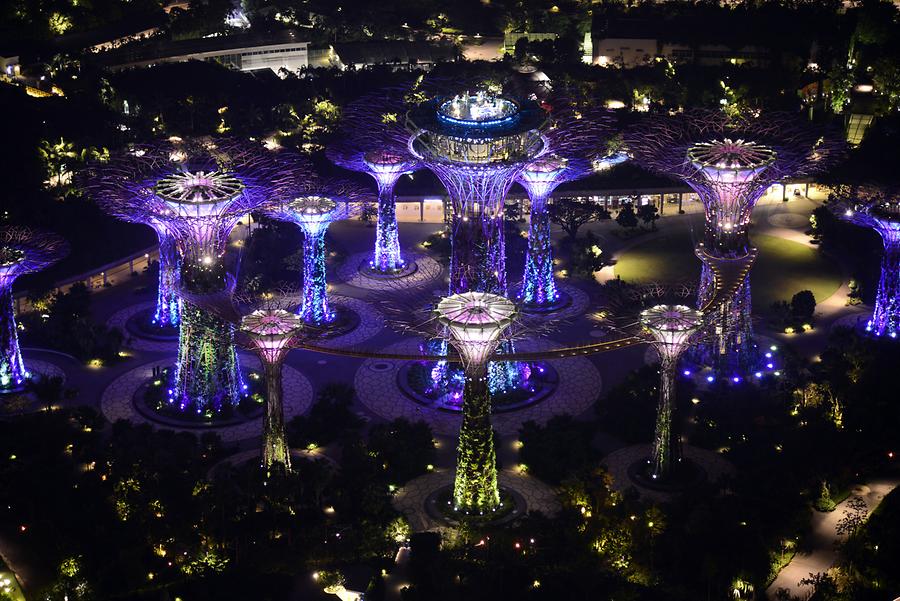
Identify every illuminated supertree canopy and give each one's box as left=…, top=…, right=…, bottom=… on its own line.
left=435, top=291, right=517, bottom=514
left=828, top=183, right=900, bottom=338
left=265, top=163, right=371, bottom=325
left=640, top=304, right=704, bottom=480
left=86, top=138, right=280, bottom=413
left=626, top=111, right=844, bottom=374
left=239, top=305, right=305, bottom=471
left=327, top=89, right=421, bottom=276
left=0, top=227, right=69, bottom=393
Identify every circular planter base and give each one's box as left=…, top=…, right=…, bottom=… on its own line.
left=518, top=289, right=573, bottom=315
left=397, top=361, right=559, bottom=413
left=310, top=305, right=361, bottom=340
left=125, top=306, right=179, bottom=341
left=425, top=485, right=526, bottom=527
left=626, top=457, right=707, bottom=493
left=357, top=258, right=419, bottom=280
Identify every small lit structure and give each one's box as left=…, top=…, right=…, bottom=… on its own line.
left=240, top=308, right=305, bottom=470
left=435, top=291, right=517, bottom=513
left=0, top=227, right=68, bottom=393
left=828, top=184, right=900, bottom=339
left=640, top=304, right=703, bottom=480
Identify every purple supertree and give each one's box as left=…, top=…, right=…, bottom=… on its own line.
left=626, top=111, right=843, bottom=374
left=516, top=98, right=615, bottom=309
left=327, top=89, right=421, bottom=275
left=828, top=184, right=900, bottom=338
left=407, top=89, right=547, bottom=393
left=0, top=227, right=68, bottom=393
left=265, top=160, right=371, bottom=325
left=86, top=138, right=279, bottom=413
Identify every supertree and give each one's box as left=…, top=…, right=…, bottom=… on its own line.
left=0, top=227, right=69, bottom=393
left=327, top=89, right=421, bottom=276
left=435, top=292, right=517, bottom=513
left=265, top=165, right=371, bottom=325
left=408, top=89, right=547, bottom=393
left=86, top=138, right=279, bottom=413
left=239, top=305, right=305, bottom=471
left=639, top=304, right=704, bottom=480
left=827, top=183, right=900, bottom=338
left=626, top=111, right=843, bottom=374
left=515, top=97, right=615, bottom=309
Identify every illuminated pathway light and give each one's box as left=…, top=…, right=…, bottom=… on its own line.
left=640, top=304, right=703, bottom=480
left=436, top=291, right=516, bottom=513
left=0, top=227, right=68, bottom=393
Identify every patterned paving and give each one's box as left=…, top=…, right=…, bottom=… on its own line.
left=354, top=338, right=602, bottom=436
left=336, top=252, right=444, bottom=291
left=316, top=295, right=385, bottom=349
left=107, top=301, right=178, bottom=353
left=602, top=443, right=736, bottom=503
left=99, top=354, right=313, bottom=442
left=392, top=468, right=560, bottom=532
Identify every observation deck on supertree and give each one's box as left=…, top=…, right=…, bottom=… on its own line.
left=407, top=90, right=547, bottom=295
left=828, top=183, right=900, bottom=338
left=626, top=111, right=843, bottom=375
left=640, top=304, right=703, bottom=481
left=515, top=96, right=615, bottom=309
left=265, top=168, right=370, bottom=326
left=86, top=138, right=279, bottom=413
left=0, top=227, right=69, bottom=394
left=435, top=291, right=517, bottom=514
left=327, top=89, right=421, bottom=276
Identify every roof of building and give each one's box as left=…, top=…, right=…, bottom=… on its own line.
left=333, top=40, right=459, bottom=66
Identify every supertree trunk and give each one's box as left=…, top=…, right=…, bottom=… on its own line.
left=262, top=359, right=291, bottom=470
left=173, top=301, right=241, bottom=413
left=299, top=229, right=333, bottom=324
left=522, top=197, right=558, bottom=306
left=867, top=238, right=900, bottom=338
left=650, top=356, right=679, bottom=480
left=694, top=258, right=756, bottom=373
left=0, top=283, right=26, bottom=392
left=372, top=180, right=404, bottom=273
left=449, top=214, right=505, bottom=296
left=153, top=234, right=181, bottom=327
left=453, top=362, right=500, bottom=513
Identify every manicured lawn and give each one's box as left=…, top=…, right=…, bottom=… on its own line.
left=613, top=232, right=844, bottom=310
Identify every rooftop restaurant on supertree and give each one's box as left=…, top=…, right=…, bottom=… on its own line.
left=515, top=96, right=614, bottom=310
left=86, top=138, right=279, bottom=413
left=828, top=183, right=900, bottom=339
left=327, top=89, right=420, bottom=277
left=265, top=161, right=370, bottom=326
left=407, top=89, right=547, bottom=393
left=0, top=227, right=69, bottom=394
left=626, top=110, right=843, bottom=376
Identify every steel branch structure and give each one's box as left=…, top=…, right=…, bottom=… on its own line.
left=0, top=227, right=69, bottom=393
left=627, top=111, right=843, bottom=374
left=327, top=88, right=421, bottom=275
left=86, top=137, right=280, bottom=413
left=828, top=183, right=900, bottom=338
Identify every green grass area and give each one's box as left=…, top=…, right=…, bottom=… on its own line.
left=613, top=232, right=844, bottom=311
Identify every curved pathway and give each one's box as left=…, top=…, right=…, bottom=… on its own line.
left=336, top=252, right=444, bottom=291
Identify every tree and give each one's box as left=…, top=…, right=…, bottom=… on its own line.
left=549, top=198, right=610, bottom=239
left=790, top=290, right=816, bottom=322
left=28, top=375, right=76, bottom=412
left=615, top=203, right=638, bottom=231
left=636, top=203, right=659, bottom=231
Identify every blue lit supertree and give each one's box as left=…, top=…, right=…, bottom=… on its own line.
left=407, top=89, right=547, bottom=393
left=627, top=111, right=843, bottom=376
left=0, top=227, right=68, bottom=393
left=515, top=97, right=615, bottom=309
left=828, top=184, right=900, bottom=338
left=265, top=162, right=371, bottom=325
left=86, top=138, right=279, bottom=413
left=327, top=89, right=421, bottom=276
